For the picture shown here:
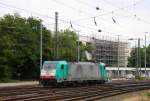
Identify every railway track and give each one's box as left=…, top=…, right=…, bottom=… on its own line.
left=0, top=80, right=150, bottom=101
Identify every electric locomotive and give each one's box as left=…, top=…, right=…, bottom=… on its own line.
left=40, top=61, right=107, bottom=86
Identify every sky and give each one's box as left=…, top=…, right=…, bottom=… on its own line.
left=0, top=0, right=150, bottom=46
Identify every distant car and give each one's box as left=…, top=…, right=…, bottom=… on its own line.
left=125, top=74, right=135, bottom=79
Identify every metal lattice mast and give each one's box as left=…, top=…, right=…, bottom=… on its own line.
left=55, top=12, right=59, bottom=60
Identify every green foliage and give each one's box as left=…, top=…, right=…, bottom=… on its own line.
left=0, top=14, right=52, bottom=80
left=128, top=46, right=150, bottom=67
left=58, top=29, right=77, bottom=61
left=85, top=42, right=95, bottom=53
left=0, top=14, right=92, bottom=81
left=135, top=76, right=145, bottom=81
left=127, top=48, right=137, bottom=67
left=145, top=92, right=150, bottom=97
left=58, top=29, right=87, bottom=61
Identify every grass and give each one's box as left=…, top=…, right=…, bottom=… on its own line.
left=135, top=76, right=146, bottom=81
left=0, top=78, right=37, bottom=83
left=145, top=92, right=150, bottom=98
left=121, top=91, right=150, bottom=101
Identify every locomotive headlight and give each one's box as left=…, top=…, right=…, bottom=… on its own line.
left=40, top=69, right=46, bottom=76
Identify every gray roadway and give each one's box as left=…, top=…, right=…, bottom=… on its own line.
left=0, top=81, right=38, bottom=87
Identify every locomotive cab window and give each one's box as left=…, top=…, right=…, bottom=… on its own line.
left=43, top=63, right=55, bottom=70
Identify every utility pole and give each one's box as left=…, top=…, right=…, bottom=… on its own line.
left=77, top=31, right=80, bottom=62
left=137, top=38, right=141, bottom=77
left=55, top=12, right=59, bottom=60
left=135, top=41, right=138, bottom=68
left=117, top=35, right=120, bottom=78
left=40, top=22, right=43, bottom=70
left=145, top=32, right=147, bottom=77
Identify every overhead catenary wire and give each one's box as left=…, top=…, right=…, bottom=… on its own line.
left=0, top=2, right=102, bottom=33
left=0, top=1, right=148, bottom=40
left=51, top=0, right=150, bottom=26
left=0, top=1, right=55, bottom=20
left=0, top=3, right=134, bottom=39
left=50, top=0, right=94, bottom=17
left=71, top=0, right=150, bottom=25
left=73, top=0, right=102, bottom=11
left=70, top=0, right=147, bottom=31
left=102, top=0, right=150, bottom=25
left=0, top=2, right=123, bottom=33
left=74, top=0, right=133, bottom=19
left=0, top=2, right=148, bottom=45
left=74, top=0, right=98, bottom=9
left=0, top=0, right=148, bottom=26
left=69, top=0, right=150, bottom=35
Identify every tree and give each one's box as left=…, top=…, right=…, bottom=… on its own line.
left=0, top=14, right=52, bottom=80
left=57, top=29, right=92, bottom=61
left=128, top=46, right=149, bottom=67
left=0, top=14, right=94, bottom=81
left=58, top=29, right=78, bottom=61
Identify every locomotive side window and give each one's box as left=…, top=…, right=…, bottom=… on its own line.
left=104, top=66, right=105, bottom=70
left=61, top=65, right=64, bottom=69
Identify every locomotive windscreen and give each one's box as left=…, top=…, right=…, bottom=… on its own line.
left=43, top=63, right=55, bottom=70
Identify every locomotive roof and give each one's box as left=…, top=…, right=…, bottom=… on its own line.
left=43, top=61, right=105, bottom=66
left=44, top=61, right=67, bottom=64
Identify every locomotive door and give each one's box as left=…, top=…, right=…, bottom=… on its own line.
left=61, top=65, right=64, bottom=80
left=60, top=64, right=68, bottom=80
